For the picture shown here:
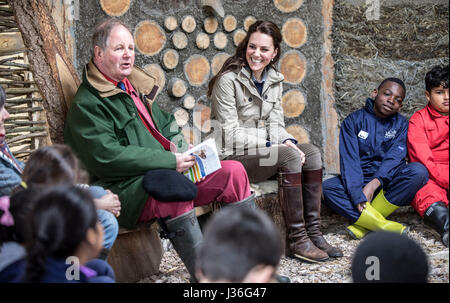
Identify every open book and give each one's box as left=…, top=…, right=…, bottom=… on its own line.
left=183, top=138, right=221, bottom=182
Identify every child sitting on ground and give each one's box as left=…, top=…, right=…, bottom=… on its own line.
left=407, top=64, right=449, bottom=247
left=323, top=77, right=429, bottom=239
left=24, top=185, right=115, bottom=283
left=195, top=206, right=283, bottom=283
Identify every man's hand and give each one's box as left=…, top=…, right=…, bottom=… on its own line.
left=283, top=140, right=306, bottom=165
left=362, top=178, right=381, bottom=203
left=175, top=153, right=196, bottom=173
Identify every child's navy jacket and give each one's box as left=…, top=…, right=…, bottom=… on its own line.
left=339, top=98, right=409, bottom=206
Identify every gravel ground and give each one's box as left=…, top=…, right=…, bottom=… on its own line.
left=138, top=207, right=449, bottom=283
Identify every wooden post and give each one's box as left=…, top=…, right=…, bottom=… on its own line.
left=281, top=89, right=306, bottom=118
left=99, top=0, right=131, bottom=17
left=10, top=0, right=81, bottom=144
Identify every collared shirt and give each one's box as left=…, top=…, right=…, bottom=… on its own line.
left=251, top=68, right=267, bottom=96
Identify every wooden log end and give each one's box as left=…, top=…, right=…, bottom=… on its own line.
left=168, top=77, right=187, bottom=98
left=135, top=20, right=166, bottom=56
left=282, top=18, right=307, bottom=48
left=204, top=17, right=218, bottom=34
left=195, top=32, right=210, bottom=50
left=184, top=55, right=210, bottom=87
left=281, top=89, right=306, bottom=118
left=164, top=16, right=178, bottom=31
left=161, top=48, right=179, bottom=70
left=174, top=108, right=189, bottom=126
left=181, top=15, right=197, bottom=33
left=279, top=50, right=306, bottom=84
left=223, top=15, right=237, bottom=32
left=244, top=16, right=257, bottom=32
left=172, top=31, right=188, bottom=50
left=183, top=94, right=196, bottom=110
left=274, top=0, right=304, bottom=13
left=100, top=0, right=131, bottom=17
left=233, top=29, right=247, bottom=47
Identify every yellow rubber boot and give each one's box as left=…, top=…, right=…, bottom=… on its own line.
left=347, top=191, right=401, bottom=239
left=370, top=190, right=399, bottom=217
left=353, top=203, right=406, bottom=234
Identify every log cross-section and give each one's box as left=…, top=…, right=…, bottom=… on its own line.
left=10, top=0, right=81, bottom=144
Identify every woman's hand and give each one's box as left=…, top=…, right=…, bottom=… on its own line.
left=283, top=140, right=305, bottom=165
left=94, top=190, right=121, bottom=217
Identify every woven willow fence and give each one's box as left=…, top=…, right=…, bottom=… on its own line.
left=0, top=0, right=48, bottom=160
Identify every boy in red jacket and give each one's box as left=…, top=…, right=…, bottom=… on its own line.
left=407, top=65, right=449, bottom=247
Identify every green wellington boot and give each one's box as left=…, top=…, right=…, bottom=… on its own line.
left=351, top=202, right=406, bottom=235
left=347, top=190, right=401, bottom=240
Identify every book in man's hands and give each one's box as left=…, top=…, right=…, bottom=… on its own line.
left=183, top=138, right=221, bottom=182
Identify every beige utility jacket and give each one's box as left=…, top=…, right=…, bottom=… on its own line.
left=210, top=66, right=294, bottom=159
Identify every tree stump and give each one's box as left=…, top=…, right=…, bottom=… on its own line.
left=282, top=18, right=307, bottom=48
left=174, top=108, right=189, bottom=127
left=184, top=55, right=210, bottom=87
left=286, top=124, right=309, bottom=144
left=168, top=77, right=187, bottom=98
left=99, top=0, right=131, bottom=17
left=211, top=52, right=231, bottom=76
left=143, top=64, right=166, bottom=93
left=244, top=16, right=257, bottom=32
left=161, top=48, right=179, bottom=70
left=183, top=94, right=196, bottom=110
left=223, top=15, right=237, bottom=32
left=134, top=20, right=166, bottom=56
left=195, top=32, right=210, bottom=50
left=203, top=16, right=218, bottom=34
left=181, top=15, right=196, bottom=33
left=279, top=50, right=306, bottom=84
left=193, top=103, right=211, bottom=133
left=164, top=16, right=178, bottom=31
left=233, top=29, right=247, bottom=46
left=172, top=31, right=188, bottom=50
left=281, top=89, right=306, bottom=118
left=274, top=0, right=304, bottom=13
left=213, top=31, right=228, bottom=50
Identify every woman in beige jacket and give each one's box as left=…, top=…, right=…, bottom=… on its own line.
left=208, top=20, right=342, bottom=263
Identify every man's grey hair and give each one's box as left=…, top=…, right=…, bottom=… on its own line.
left=91, top=18, right=131, bottom=57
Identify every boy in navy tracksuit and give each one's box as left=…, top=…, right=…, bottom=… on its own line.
left=323, top=78, right=429, bottom=239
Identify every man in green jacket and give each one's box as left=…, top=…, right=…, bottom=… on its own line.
left=64, top=18, right=255, bottom=280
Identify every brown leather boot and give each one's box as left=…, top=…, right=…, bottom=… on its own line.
left=303, top=169, right=343, bottom=258
left=278, top=171, right=329, bottom=263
